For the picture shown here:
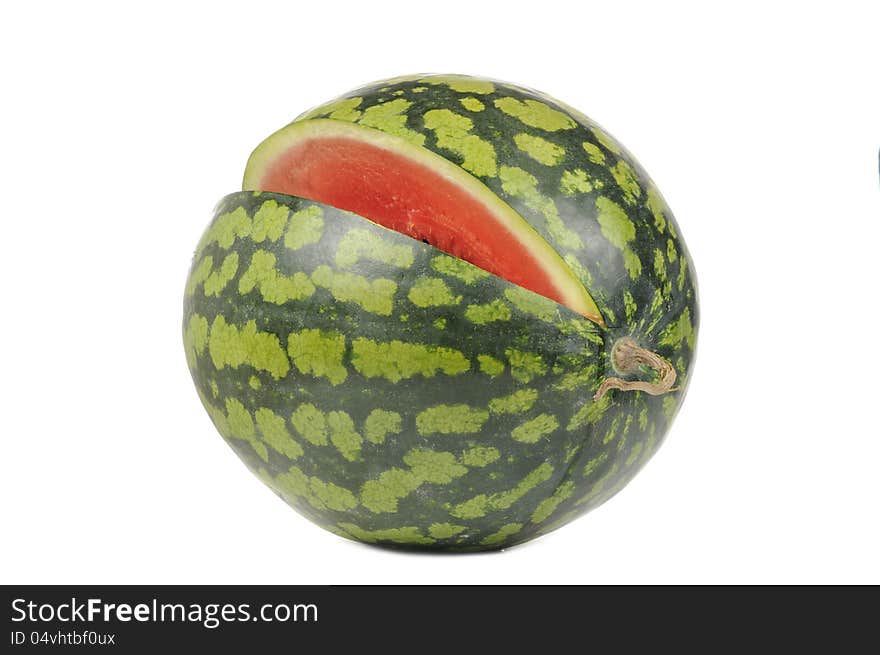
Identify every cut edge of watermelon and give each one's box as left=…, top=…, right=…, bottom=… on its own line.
left=243, top=118, right=605, bottom=326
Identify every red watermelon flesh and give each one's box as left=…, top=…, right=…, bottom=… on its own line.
left=243, top=120, right=603, bottom=324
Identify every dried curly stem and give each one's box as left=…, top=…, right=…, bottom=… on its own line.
left=593, top=337, right=676, bottom=400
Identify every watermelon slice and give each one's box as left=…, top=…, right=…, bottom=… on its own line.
left=243, top=119, right=604, bottom=326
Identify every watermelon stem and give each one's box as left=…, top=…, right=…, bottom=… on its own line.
left=593, top=338, right=677, bottom=400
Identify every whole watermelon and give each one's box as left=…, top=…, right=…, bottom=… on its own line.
left=183, top=74, right=698, bottom=550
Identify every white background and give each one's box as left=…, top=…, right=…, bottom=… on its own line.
left=2, top=1, right=878, bottom=584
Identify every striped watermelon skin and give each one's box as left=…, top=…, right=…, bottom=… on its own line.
left=183, top=188, right=696, bottom=549
left=290, top=74, right=698, bottom=337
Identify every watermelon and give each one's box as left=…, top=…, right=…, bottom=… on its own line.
left=183, top=74, right=698, bottom=550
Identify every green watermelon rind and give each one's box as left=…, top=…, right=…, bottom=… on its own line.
left=185, top=74, right=699, bottom=550
left=184, top=188, right=693, bottom=551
